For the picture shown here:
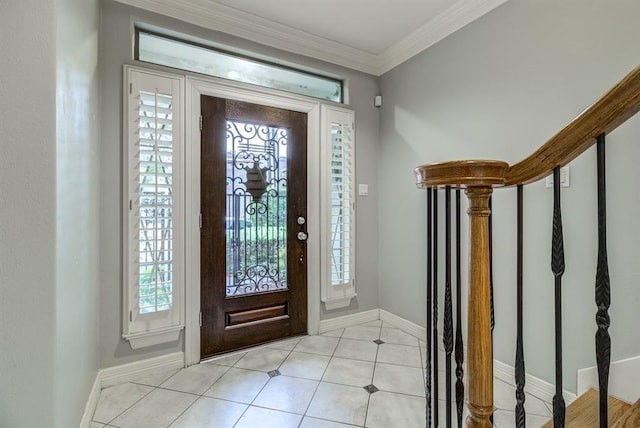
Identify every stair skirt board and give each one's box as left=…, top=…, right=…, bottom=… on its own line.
left=578, top=355, right=640, bottom=404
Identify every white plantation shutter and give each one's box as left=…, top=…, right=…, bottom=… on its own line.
left=124, top=67, right=184, bottom=346
left=330, top=122, right=354, bottom=285
left=321, top=106, right=356, bottom=309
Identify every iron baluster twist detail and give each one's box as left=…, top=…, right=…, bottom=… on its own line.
left=454, top=189, right=465, bottom=427
left=551, top=166, right=566, bottom=427
left=444, top=187, right=454, bottom=427
left=426, top=188, right=433, bottom=427
left=515, top=185, right=526, bottom=428
left=595, top=134, right=611, bottom=428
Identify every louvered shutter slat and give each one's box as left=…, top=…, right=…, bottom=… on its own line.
left=133, top=84, right=175, bottom=316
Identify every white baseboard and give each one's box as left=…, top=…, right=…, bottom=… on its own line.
left=494, top=359, right=577, bottom=405
left=379, top=310, right=426, bottom=342
left=100, top=352, right=185, bottom=388
left=78, top=373, right=101, bottom=428
left=79, top=352, right=185, bottom=426
left=318, top=309, right=380, bottom=333
left=577, top=355, right=640, bottom=403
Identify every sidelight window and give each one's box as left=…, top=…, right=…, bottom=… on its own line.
left=123, top=66, right=184, bottom=348
left=321, top=105, right=356, bottom=310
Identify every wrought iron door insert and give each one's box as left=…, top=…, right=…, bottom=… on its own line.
left=226, top=119, right=288, bottom=297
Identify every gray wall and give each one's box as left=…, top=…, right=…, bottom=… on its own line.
left=0, top=0, right=100, bottom=426
left=55, top=0, right=101, bottom=425
left=99, top=0, right=380, bottom=368
left=0, top=1, right=57, bottom=425
left=379, top=0, right=640, bottom=392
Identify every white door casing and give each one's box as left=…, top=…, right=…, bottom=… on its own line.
left=184, top=76, right=321, bottom=366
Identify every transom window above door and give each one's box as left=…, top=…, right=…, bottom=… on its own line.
left=135, top=29, right=344, bottom=103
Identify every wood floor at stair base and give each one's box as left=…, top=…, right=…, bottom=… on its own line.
left=612, top=398, right=640, bottom=428
left=541, top=388, right=630, bottom=427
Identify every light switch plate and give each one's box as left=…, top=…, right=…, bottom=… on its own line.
left=545, top=167, right=570, bottom=188
left=358, top=184, right=369, bottom=196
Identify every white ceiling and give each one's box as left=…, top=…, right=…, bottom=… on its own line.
left=116, top=0, right=511, bottom=75
left=212, top=0, right=455, bottom=55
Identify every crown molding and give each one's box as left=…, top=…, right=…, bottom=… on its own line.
left=378, top=0, right=511, bottom=75
left=113, top=0, right=510, bottom=76
left=113, top=0, right=379, bottom=74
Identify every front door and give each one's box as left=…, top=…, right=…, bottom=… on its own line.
left=200, top=96, right=308, bottom=358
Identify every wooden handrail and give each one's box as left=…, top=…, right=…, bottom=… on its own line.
left=414, top=64, right=640, bottom=189
left=506, top=64, right=640, bottom=186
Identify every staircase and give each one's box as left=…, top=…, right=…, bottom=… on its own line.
left=415, top=63, right=640, bottom=427
left=541, top=389, right=640, bottom=427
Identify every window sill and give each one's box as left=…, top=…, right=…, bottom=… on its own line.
left=123, top=325, right=184, bottom=349
left=323, top=294, right=357, bottom=311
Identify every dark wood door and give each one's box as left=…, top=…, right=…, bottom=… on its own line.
left=200, top=96, right=308, bottom=358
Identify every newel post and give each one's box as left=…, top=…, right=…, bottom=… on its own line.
left=415, top=160, right=508, bottom=428
left=465, top=186, right=494, bottom=427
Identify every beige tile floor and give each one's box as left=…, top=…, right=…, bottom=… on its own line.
left=91, top=320, right=553, bottom=427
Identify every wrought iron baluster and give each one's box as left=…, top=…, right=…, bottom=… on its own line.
left=426, top=188, right=433, bottom=427
left=515, top=185, right=526, bottom=428
left=595, top=134, right=611, bottom=428
left=454, top=189, right=465, bottom=427
left=433, top=188, right=440, bottom=426
left=551, top=166, right=566, bottom=427
left=444, top=187, right=453, bottom=427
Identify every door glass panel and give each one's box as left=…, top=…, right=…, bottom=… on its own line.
left=226, top=119, right=288, bottom=297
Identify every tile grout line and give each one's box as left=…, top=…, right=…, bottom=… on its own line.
left=96, top=365, right=190, bottom=426
left=208, top=336, right=351, bottom=426
left=98, top=382, right=157, bottom=427
left=161, top=364, right=231, bottom=428
left=362, top=324, right=382, bottom=427
left=152, top=363, right=234, bottom=427
left=297, top=333, right=343, bottom=426
left=230, top=341, right=298, bottom=427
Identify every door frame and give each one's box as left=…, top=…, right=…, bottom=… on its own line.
left=185, top=76, right=321, bottom=366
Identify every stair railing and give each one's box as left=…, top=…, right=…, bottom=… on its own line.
left=415, top=64, right=640, bottom=427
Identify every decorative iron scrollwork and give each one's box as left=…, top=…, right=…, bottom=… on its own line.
left=225, top=120, right=289, bottom=297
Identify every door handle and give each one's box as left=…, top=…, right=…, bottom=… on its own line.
left=297, top=231, right=308, bottom=242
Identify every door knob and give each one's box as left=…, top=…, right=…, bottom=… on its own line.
left=297, top=216, right=306, bottom=225
left=297, top=231, right=308, bottom=241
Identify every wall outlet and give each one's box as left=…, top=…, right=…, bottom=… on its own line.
left=545, top=167, right=570, bottom=188
left=358, top=184, right=369, bottom=196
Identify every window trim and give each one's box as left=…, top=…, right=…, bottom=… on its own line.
left=122, top=65, right=185, bottom=348
left=134, top=27, right=344, bottom=103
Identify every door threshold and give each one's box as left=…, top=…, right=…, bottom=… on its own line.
left=200, top=333, right=308, bottom=364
